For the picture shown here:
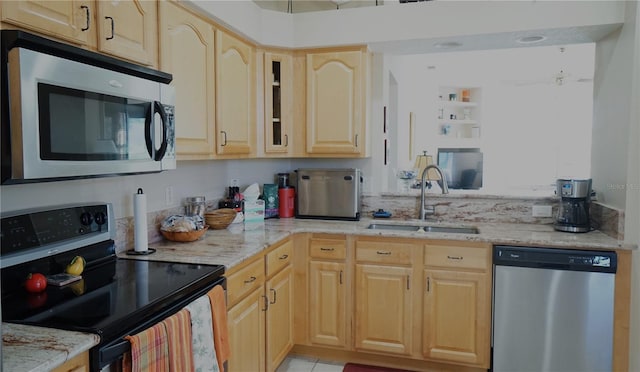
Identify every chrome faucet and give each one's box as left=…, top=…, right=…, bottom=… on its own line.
left=419, top=165, right=449, bottom=220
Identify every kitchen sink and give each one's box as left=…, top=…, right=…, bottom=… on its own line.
left=367, top=223, right=479, bottom=234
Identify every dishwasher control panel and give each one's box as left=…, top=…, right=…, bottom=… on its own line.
left=493, top=246, right=617, bottom=273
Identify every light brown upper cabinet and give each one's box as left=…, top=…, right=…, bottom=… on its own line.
left=159, top=1, right=216, bottom=159
left=1, top=0, right=157, bottom=67
left=306, top=47, right=369, bottom=156
left=1, top=0, right=96, bottom=46
left=264, top=51, right=294, bottom=155
left=96, top=0, right=157, bottom=66
left=216, top=30, right=256, bottom=156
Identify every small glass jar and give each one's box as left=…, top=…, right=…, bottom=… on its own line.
left=185, top=196, right=206, bottom=218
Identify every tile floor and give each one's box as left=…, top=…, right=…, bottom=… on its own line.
left=276, top=356, right=345, bottom=372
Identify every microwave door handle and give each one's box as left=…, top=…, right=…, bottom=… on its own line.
left=145, top=101, right=168, bottom=161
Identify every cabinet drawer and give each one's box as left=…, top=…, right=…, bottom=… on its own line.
left=266, top=239, right=293, bottom=277
left=425, top=244, right=489, bottom=270
left=227, top=258, right=265, bottom=306
left=309, top=238, right=347, bottom=260
left=355, top=241, right=415, bottom=265
left=52, top=351, right=89, bottom=372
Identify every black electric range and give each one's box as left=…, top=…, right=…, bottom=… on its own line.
left=1, top=203, right=225, bottom=371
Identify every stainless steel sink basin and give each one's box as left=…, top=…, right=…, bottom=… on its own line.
left=367, top=223, right=479, bottom=234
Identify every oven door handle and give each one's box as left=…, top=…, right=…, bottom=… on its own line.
left=100, top=338, right=130, bottom=366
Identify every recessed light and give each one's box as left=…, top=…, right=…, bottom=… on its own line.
left=434, top=41, right=462, bottom=49
left=516, top=35, right=546, bottom=44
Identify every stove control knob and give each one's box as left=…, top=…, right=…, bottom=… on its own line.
left=94, top=212, right=107, bottom=225
left=80, top=212, right=93, bottom=226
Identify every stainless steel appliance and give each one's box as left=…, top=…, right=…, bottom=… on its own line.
left=437, top=148, right=483, bottom=189
left=554, top=178, right=592, bottom=232
left=296, top=168, right=362, bottom=221
left=1, top=30, right=176, bottom=184
left=493, top=245, right=616, bottom=372
left=1, top=203, right=225, bottom=371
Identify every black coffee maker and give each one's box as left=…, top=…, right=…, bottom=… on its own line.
left=554, top=179, right=592, bottom=233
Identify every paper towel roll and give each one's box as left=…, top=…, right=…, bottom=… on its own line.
left=134, top=188, right=148, bottom=253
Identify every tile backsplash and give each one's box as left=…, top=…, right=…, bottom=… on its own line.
left=115, top=193, right=625, bottom=252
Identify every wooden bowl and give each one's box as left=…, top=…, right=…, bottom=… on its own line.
left=205, top=209, right=237, bottom=230
left=161, top=225, right=209, bottom=242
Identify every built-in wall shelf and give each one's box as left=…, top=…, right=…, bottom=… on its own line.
left=437, top=86, right=482, bottom=142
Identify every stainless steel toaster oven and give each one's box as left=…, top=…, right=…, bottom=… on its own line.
left=296, top=168, right=362, bottom=221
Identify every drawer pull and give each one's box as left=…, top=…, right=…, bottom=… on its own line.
left=279, top=254, right=289, bottom=260
left=376, top=251, right=391, bottom=255
left=447, top=255, right=463, bottom=260
left=244, top=276, right=257, bottom=284
left=320, top=247, right=335, bottom=251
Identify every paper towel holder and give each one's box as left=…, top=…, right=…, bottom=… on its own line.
left=126, top=188, right=157, bottom=256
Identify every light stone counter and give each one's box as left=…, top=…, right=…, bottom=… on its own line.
left=6, top=220, right=631, bottom=372
left=121, top=218, right=634, bottom=269
left=2, top=323, right=100, bottom=372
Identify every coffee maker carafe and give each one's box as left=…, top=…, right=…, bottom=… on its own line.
left=554, top=179, right=592, bottom=233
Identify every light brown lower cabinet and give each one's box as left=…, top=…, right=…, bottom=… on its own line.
left=227, top=238, right=293, bottom=372
left=266, top=266, right=294, bottom=371
left=423, top=269, right=489, bottom=366
left=228, top=287, right=266, bottom=372
left=51, top=351, right=89, bottom=372
left=309, top=260, right=347, bottom=348
left=354, top=263, right=413, bottom=356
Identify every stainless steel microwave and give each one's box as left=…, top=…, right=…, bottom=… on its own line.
left=1, top=30, right=176, bottom=184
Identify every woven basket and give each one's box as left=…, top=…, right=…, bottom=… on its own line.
left=161, top=225, right=209, bottom=242
left=205, top=209, right=237, bottom=230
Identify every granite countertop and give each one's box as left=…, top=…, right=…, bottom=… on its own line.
left=121, top=218, right=634, bottom=269
left=2, top=323, right=100, bottom=372
left=4, top=218, right=632, bottom=370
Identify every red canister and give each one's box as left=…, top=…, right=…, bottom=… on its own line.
left=278, top=187, right=295, bottom=218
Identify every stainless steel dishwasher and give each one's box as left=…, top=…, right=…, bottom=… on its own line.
left=492, top=246, right=617, bottom=372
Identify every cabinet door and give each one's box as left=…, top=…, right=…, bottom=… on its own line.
left=264, top=52, right=293, bottom=155
left=228, top=287, right=266, bottom=372
left=266, top=266, right=294, bottom=371
left=159, top=2, right=216, bottom=158
left=355, top=264, right=413, bottom=355
left=423, top=269, right=489, bottom=367
left=306, top=50, right=365, bottom=155
left=97, top=0, right=156, bottom=66
left=309, top=261, right=347, bottom=348
left=216, top=31, right=255, bottom=155
left=1, top=1, right=95, bottom=46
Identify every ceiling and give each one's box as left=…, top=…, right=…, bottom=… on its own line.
left=253, top=0, right=382, bottom=13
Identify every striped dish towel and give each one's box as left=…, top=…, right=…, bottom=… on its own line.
left=185, top=295, right=220, bottom=372
left=208, top=285, right=230, bottom=372
left=124, top=322, right=170, bottom=372
left=162, top=308, right=195, bottom=372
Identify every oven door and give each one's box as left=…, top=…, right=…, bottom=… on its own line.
left=6, top=47, right=175, bottom=183
left=96, top=276, right=226, bottom=372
